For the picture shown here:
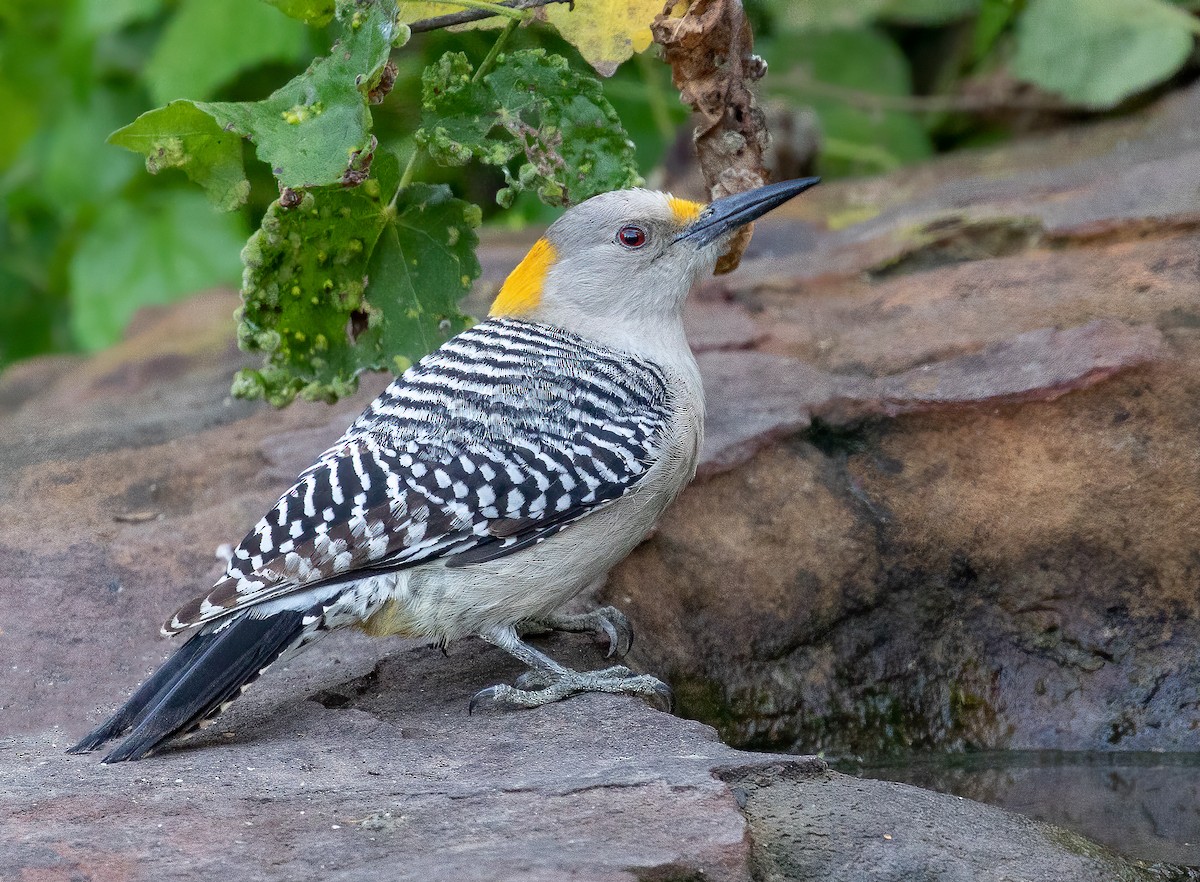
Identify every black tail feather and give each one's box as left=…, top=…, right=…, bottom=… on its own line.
left=69, top=609, right=313, bottom=763
left=66, top=629, right=217, bottom=755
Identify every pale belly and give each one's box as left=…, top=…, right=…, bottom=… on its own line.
left=354, top=409, right=702, bottom=641
left=355, top=475, right=673, bottom=640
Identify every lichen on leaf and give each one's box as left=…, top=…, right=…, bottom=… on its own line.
left=200, top=0, right=398, bottom=189
left=234, top=152, right=480, bottom=406
left=417, top=48, right=641, bottom=207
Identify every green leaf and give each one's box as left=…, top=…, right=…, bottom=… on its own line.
left=110, top=0, right=399, bottom=194
left=0, top=77, right=39, bottom=169
left=765, top=28, right=932, bottom=177
left=68, top=189, right=248, bottom=351
left=198, top=0, right=398, bottom=189
left=971, top=0, right=1019, bottom=63
left=417, top=49, right=642, bottom=207
left=879, top=0, right=980, bottom=24
left=109, top=101, right=251, bottom=211
left=234, top=153, right=481, bottom=406
left=0, top=208, right=69, bottom=369
left=143, top=0, right=310, bottom=105
left=79, top=0, right=164, bottom=35
left=601, top=55, right=691, bottom=179
left=1013, top=0, right=1198, bottom=109
left=263, top=0, right=336, bottom=27
left=43, top=88, right=143, bottom=211
left=359, top=185, right=478, bottom=372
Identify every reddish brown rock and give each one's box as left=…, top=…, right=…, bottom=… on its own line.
left=0, top=254, right=1183, bottom=882
left=603, top=81, right=1200, bottom=760
left=0, top=311, right=1165, bottom=876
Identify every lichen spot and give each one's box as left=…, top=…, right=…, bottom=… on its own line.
left=490, top=237, right=556, bottom=316
left=668, top=196, right=704, bottom=225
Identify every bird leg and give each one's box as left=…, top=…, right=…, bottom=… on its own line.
left=471, top=624, right=672, bottom=713
left=515, top=605, right=634, bottom=658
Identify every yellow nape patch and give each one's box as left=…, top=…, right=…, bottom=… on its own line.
left=668, top=196, right=704, bottom=225
left=490, top=237, right=556, bottom=316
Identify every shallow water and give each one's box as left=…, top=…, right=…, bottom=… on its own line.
left=834, top=752, right=1200, bottom=866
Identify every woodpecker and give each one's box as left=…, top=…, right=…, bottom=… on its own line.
left=68, top=177, right=819, bottom=763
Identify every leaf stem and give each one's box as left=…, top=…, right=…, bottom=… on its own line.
left=392, top=10, right=518, bottom=203
left=473, top=17, right=520, bottom=83
left=396, top=147, right=420, bottom=202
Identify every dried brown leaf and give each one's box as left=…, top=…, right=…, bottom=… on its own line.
left=652, top=0, right=770, bottom=274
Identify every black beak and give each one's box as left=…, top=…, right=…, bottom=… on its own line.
left=675, top=177, right=821, bottom=246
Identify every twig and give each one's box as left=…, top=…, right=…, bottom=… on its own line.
left=408, top=0, right=573, bottom=34
left=778, top=73, right=1070, bottom=115
left=652, top=0, right=770, bottom=274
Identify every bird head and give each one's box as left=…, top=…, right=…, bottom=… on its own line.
left=489, top=178, right=820, bottom=342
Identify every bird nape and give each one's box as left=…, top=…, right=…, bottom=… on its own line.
left=68, top=178, right=819, bottom=763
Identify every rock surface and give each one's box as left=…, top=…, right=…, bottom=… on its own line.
left=3, top=80, right=1200, bottom=881
left=0, top=617, right=1182, bottom=881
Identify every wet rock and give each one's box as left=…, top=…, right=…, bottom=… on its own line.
left=855, top=753, right=1200, bottom=866
left=3, top=683, right=1179, bottom=881
left=722, top=762, right=1194, bottom=882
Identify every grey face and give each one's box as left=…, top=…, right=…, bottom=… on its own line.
left=545, top=190, right=697, bottom=271
left=534, top=181, right=819, bottom=330
left=535, top=190, right=713, bottom=326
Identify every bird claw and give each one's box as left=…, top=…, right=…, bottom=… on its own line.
left=650, top=679, right=675, bottom=713
left=467, top=665, right=672, bottom=714
left=517, top=606, right=634, bottom=658
left=597, top=616, right=619, bottom=657
left=593, top=606, right=633, bottom=658
left=468, top=685, right=503, bottom=715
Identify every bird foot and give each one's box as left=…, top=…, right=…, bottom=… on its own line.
left=469, top=665, right=673, bottom=714
left=516, top=605, right=634, bottom=658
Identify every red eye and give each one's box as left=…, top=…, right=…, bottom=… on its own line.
left=617, top=225, right=647, bottom=248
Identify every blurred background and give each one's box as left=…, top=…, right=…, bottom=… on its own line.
left=3, top=0, right=1198, bottom=371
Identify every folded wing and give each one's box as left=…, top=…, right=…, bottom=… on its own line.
left=165, top=318, right=672, bottom=634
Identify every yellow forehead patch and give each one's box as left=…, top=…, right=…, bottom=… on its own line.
left=668, top=196, right=704, bottom=225
left=490, top=237, right=556, bottom=317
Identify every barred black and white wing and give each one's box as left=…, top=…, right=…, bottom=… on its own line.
left=165, top=318, right=672, bottom=634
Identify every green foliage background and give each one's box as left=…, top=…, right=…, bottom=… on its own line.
left=1, top=0, right=1197, bottom=381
